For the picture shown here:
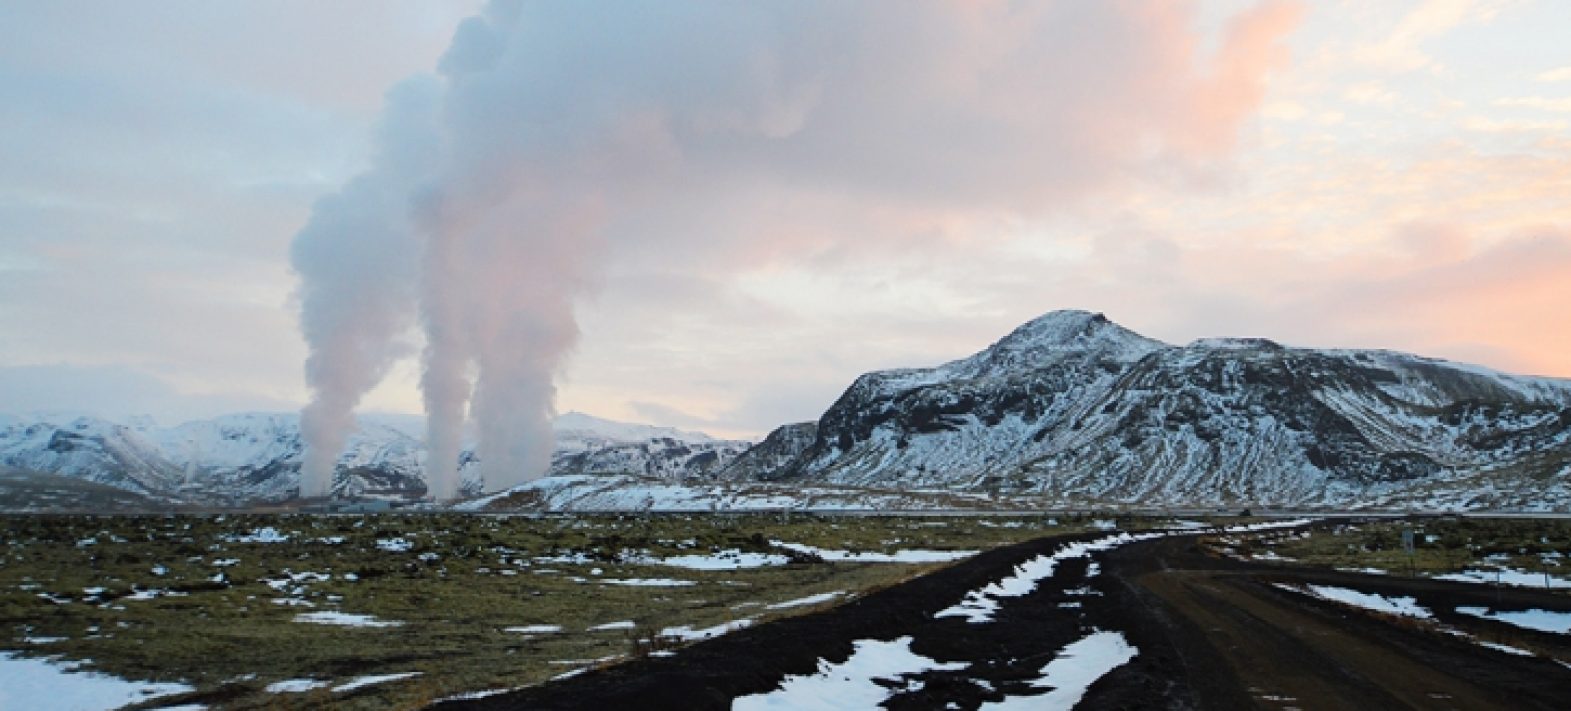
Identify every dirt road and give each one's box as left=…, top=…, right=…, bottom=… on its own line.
left=436, top=523, right=1571, bottom=710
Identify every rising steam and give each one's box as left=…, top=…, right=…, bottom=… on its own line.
left=291, top=1, right=1300, bottom=499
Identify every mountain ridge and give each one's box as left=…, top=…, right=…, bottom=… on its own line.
left=715, top=310, right=1571, bottom=510
left=0, top=410, right=751, bottom=504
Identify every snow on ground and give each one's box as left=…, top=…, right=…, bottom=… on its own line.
left=503, top=625, right=562, bottom=634
left=766, top=591, right=845, bottom=610
left=265, top=678, right=329, bottom=693
left=599, top=578, right=695, bottom=587
left=771, top=541, right=976, bottom=564
left=331, top=671, right=422, bottom=693
left=654, top=550, right=791, bottom=570
left=979, top=631, right=1139, bottom=710
left=732, top=636, right=966, bottom=710
left=1274, top=584, right=1432, bottom=619
left=937, top=532, right=1164, bottom=624
left=224, top=527, right=290, bottom=544
left=588, top=620, right=636, bottom=631
left=294, top=611, right=403, bottom=628
left=659, top=619, right=753, bottom=641
left=1221, top=518, right=1315, bottom=533
left=1434, top=568, right=1571, bottom=590
left=375, top=538, right=413, bottom=553
left=0, top=650, right=194, bottom=710
left=1474, top=640, right=1535, bottom=656
left=435, top=685, right=527, bottom=703
left=1455, top=607, right=1571, bottom=634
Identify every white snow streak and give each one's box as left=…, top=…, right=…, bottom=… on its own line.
left=732, top=637, right=965, bottom=710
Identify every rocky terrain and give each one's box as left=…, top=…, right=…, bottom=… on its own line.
left=721, top=310, right=1571, bottom=510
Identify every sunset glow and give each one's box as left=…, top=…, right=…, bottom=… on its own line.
left=2, top=0, right=1568, bottom=437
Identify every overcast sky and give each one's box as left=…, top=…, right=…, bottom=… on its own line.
left=3, top=0, right=1569, bottom=438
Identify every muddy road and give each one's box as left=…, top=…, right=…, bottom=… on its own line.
left=436, top=523, right=1571, bottom=710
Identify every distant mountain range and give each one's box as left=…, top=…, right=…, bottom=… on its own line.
left=0, top=410, right=750, bottom=505
left=5, top=310, right=1570, bottom=511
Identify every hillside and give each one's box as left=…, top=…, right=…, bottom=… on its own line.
left=721, top=310, right=1571, bottom=510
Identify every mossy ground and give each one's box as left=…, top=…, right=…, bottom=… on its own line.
left=1206, top=517, right=1571, bottom=585
left=1, top=512, right=1150, bottom=709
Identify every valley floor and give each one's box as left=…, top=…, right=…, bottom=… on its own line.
left=444, top=520, right=1571, bottom=710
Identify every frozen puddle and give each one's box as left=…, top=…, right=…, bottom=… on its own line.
left=1456, top=607, right=1571, bottom=635
left=295, top=611, right=404, bottom=628
left=980, top=631, right=1139, bottom=710
left=732, top=636, right=965, bottom=710
left=0, top=650, right=194, bottom=710
left=937, top=532, right=1163, bottom=624
left=1274, top=583, right=1432, bottom=619
left=772, top=541, right=976, bottom=564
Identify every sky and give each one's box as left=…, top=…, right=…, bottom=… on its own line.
left=2, top=0, right=1569, bottom=439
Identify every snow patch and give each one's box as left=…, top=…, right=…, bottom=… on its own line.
left=772, top=541, right=976, bottom=564
left=0, top=651, right=194, bottom=710
left=332, top=671, right=421, bottom=693
left=732, top=636, right=965, bottom=710
left=294, top=611, right=403, bottom=628
left=979, top=631, right=1138, bottom=710
left=1455, top=607, right=1571, bottom=635
left=766, top=591, right=845, bottom=610
left=1275, top=583, right=1432, bottom=619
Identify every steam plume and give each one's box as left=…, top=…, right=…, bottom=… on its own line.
left=291, top=1, right=1299, bottom=500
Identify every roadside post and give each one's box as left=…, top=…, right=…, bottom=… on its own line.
left=1401, top=527, right=1415, bottom=577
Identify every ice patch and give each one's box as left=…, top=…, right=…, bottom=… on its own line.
left=1455, top=607, right=1571, bottom=635
left=979, top=631, right=1138, bottom=710
left=0, top=650, right=194, bottom=710
left=732, top=636, right=966, bottom=710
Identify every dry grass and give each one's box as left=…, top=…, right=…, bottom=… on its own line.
left=0, top=511, right=1147, bottom=709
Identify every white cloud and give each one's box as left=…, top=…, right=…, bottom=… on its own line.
left=1536, top=66, right=1571, bottom=82
left=1494, top=96, right=1571, bottom=112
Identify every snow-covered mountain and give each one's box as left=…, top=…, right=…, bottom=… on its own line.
left=0, top=411, right=750, bottom=504
left=720, top=310, right=1571, bottom=510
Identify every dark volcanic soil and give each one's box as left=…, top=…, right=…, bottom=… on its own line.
left=435, top=522, right=1571, bottom=710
